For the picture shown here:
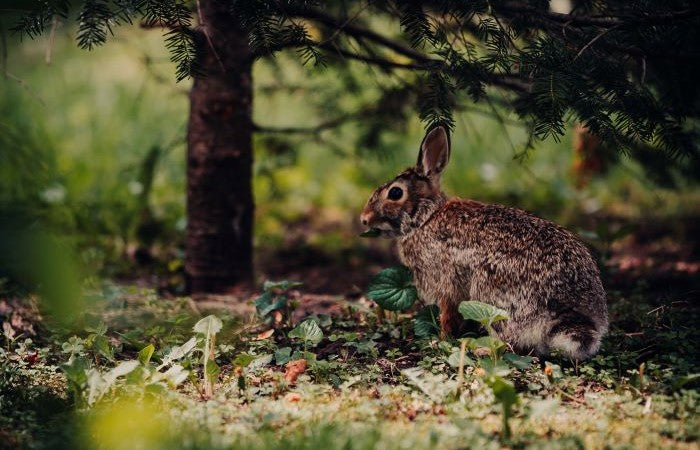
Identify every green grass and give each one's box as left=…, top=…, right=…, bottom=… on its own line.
left=1, top=277, right=697, bottom=450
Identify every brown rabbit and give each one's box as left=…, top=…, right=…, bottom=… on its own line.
left=360, top=125, right=608, bottom=360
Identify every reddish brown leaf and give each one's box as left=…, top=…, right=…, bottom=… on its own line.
left=255, top=329, right=274, bottom=340
left=284, top=358, right=307, bottom=384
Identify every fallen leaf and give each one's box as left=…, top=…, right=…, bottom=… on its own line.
left=284, top=358, right=307, bottom=384
left=473, top=347, right=491, bottom=357
left=405, top=407, right=417, bottom=421
left=285, top=392, right=301, bottom=402
left=256, top=329, right=274, bottom=340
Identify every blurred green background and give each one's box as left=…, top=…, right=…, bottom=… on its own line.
left=2, top=25, right=698, bottom=289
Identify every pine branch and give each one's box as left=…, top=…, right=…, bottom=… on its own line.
left=499, top=1, right=700, bottom=28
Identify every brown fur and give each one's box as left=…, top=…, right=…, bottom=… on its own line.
left=361, top=126, right=608, bottom=360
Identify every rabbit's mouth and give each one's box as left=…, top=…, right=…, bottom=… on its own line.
left=361, top=225, right=398, bottom=238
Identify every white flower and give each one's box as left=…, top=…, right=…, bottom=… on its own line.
left=40, top=184, right=66, bottom=204
left=128, top=181, right=144, bottom=195
left=479, top=163, right=499, bottom=181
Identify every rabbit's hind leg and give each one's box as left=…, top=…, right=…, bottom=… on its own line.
left=547, top=312, right=602, bottom=361
left=439, top=299, right=462, bottom=340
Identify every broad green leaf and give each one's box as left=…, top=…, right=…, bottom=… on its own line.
left=158, top=336, right=197, bottom=369
left=288, top=319, right=323, bottom=346
left=447, top=349, right=475, bottom=368
left=366, top=266, right=418, bottom=311
left=205, top=359, right=220, bottom=380
left=247, top=354, right=273, bottom=370
left=274, top=347, right=292, bottom=365
left=308, top=313, right=333, bottom=328
left=92, top=334, right=114, bottom=361
left=60, top=356, right=88, bottom=386
left=107, top=360, right=139, bottom=381
left=359, top=228, right=381, bottom=238
left=469, top=335, right=503, bottom=350
left=138, top=344, right=155, bottom=365
left=233, top=353, right=256, bottom=368
left=263, top=280, right=303, bottom=291
left=414, top=305, right=440, bottom=338
left=485, top=374, right=519, bottom=440
left=673, top=373, right=700, bottom=390
left=291, top=351, right=317, bottom=365
left=458, top=301, right=509, bottom=326
left=486, top=374, right=519, bottom=407
left=160, top=364, right=188, bottom=386
left=193, top=315, right=223, bottom=336
left=503, top=353, right=534, bottom=370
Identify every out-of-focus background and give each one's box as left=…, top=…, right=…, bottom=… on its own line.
left=2, top=24, right=699, bottom=296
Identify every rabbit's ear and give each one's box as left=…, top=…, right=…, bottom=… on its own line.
left=417, top=125, right=451, bottom=180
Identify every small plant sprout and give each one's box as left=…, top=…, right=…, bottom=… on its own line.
left=254, top=280, right=303, bottom=328
left=288, top=319, right=323, bottom=356
left=193, top=315, right=223, bottom=398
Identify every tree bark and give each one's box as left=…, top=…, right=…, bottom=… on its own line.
left=186, top=0, right=253, bottom=293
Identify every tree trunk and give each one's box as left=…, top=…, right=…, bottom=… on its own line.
left=186, top=0, right=253, bottom=293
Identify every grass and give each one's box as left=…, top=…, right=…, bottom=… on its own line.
left=1, top=274, right=697, bottom=450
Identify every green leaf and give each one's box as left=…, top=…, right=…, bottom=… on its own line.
left=470, top=335, right=503, bottom=350
left=233, top=353, right=256, bottom=368
left=92, top=334, right=114, bottom=361
left=255, top=292, right=287, bottom=318
left=366, top=266, right=418, bottom=311
left=288, top=319, right=324, bottom=346
left=263, top=280, right=303, bottom=291
left=205, top=359, right=220, bottom=380
left=503, top=353, right=534, bottom=370
left=60, top=356, right=88, bottom=386
left=447, top=349, right=475, bottom=368
left=673, top=373, right=700, bottom=390
left=458, top=301, right=509, bottom=326
left=193, top=315, right=223, bottom=336
left=247, top=354, right=273, bottom=370
left=274, top=347, right=292, bottom=365
left=158, top=336, right=197, bottom=370
left=485, top=374, right=519, bottom=440
left=138, top=344, right=155, bottom=365
left=291, top=350, right=317, bottom=365
left=359, top=228, right=381, bottom=238
left=414, top=305, right=440, bottom=338
left=307, top=313, right=333, bottom=328
left=486, top=374, right=519, bottom=407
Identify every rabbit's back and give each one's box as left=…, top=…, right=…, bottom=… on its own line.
left=398, top=199, right=608, bottom=359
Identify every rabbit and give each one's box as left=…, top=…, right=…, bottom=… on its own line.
left=360, top=124, right=608, bottom=360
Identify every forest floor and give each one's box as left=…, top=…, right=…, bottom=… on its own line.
left=1, top=225, right=699, bottom=450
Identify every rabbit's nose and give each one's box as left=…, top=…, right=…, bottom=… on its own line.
left=360, top=211, right=372, bottom=226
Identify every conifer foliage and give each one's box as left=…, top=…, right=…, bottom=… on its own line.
left=11, top=0, right=700, bottom=171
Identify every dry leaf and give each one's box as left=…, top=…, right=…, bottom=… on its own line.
left=473, top=347, right=491, bottom=357
left=285, top=392, right=301, bottom=402
left=256, top=329, right=274, bottom=340
left=284, top=358, right=307, bottom=384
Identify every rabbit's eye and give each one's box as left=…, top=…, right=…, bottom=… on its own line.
left=388, top=186, right=403, bottom=200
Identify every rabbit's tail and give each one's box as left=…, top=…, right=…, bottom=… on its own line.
left=547, top=314, right=605, bottom=361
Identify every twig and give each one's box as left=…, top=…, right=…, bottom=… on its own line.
left=574, top=24, right=620, bottom=61
left=45, top=16, right=58, bottom=65
left=195, top=0, right=226, bottom=73
left=457, top=339, right=467, bottom=391
left=556, top=387, right=586, bottom=405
